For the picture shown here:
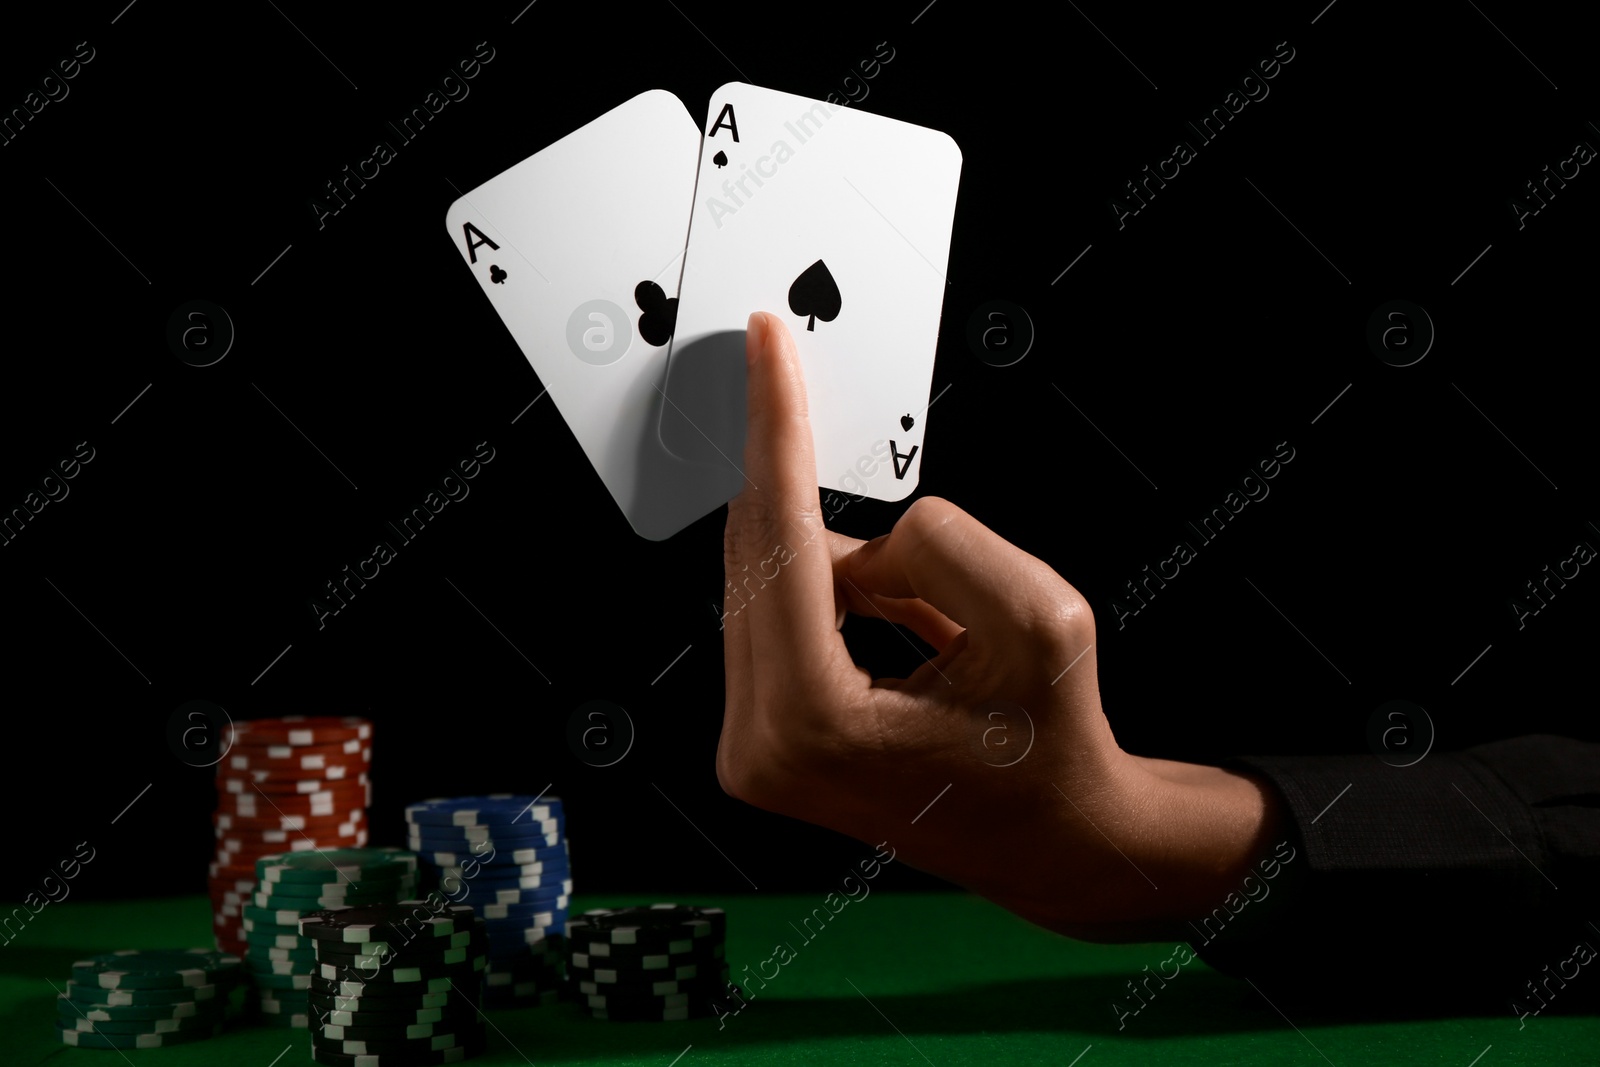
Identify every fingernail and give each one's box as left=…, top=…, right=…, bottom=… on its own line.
left=746, top=312, right=768, bottom=367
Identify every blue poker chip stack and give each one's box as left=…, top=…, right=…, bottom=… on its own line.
left=405, top=795, right=570, bottom=1007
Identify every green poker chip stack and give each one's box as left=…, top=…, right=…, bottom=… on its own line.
left=243, top=847, right=420, bottom=1027
left=56, top=948, right=245, bottom=1048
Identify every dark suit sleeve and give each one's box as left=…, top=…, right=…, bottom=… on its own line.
left=1189, top=735, right=1600, bottom=1014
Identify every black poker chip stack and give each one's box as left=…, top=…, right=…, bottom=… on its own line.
left=564, top=904, right=737, bottom=1021
left=299, top=900, right=489, bottom=1065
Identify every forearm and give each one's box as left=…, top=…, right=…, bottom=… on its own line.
left=990, top=757, right=1283, bottom=944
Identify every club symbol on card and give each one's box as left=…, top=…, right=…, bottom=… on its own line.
left=789, top=260, right=841, bottom=332
left=900, top=414, right=914, bottom=432
left=634, top=280, right=678, bottom=347
left=712, top=150, right=728, bottom=168
left=489, top=265, right=507, bottom=284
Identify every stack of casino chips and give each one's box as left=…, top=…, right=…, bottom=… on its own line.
left=564, top=905, right=733, bottom=1021
left=301, top=901, right=489, bottom=1065
left=56, top=949, right=245, bottom=1049
left=405, top=795, right=570, bottom=1007
left=243, top=848, right=420, bottom=1027
left=210, top=716, right=374, bottom=960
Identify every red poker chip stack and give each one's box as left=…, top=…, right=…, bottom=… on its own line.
left=208, top=717, right=373, bottom=958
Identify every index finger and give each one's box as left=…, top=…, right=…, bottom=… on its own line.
left=724, top=312, right=850, bottom=678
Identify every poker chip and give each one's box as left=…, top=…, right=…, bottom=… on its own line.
left=223, top=791, right=372, bottom=818
left=300, top=902, right=479, bottom=944
left=581, top=982, right=731, bottom=1008
left=225, top=771, right=371, bottom=793
left=316, top=1019, right=475, bottom=1041
left=254, top=885, right=413, bottom=909
left=567, top=904, right=724, bottom=946
left=565, top=904, right=732, bottom=1022
left=417, top=848, right=568, bottom=870
left=317, top=947, right=472, bottom=979
left=406, top=838, right=569, bottom=863
left=300, top=908, right=487, bottom=1062
left=313, top=927, right=484, bottom=956
left=311, top=1028, right=481, bottom=1055
left=257, top=879, right=413, bottom=902
left=247, top=903, right=343, bottom=925
left=407, top=831, right=560, bottom=853
left=309, top=1005, right=480, bottom=1029
left=437, top=873, right=572, bottom=895
left=59, top=1010, right=224, bottom=1034
left=56, top=995, right=219, bottom=1023
left=71, top=949, right=244, bottom=991
left=256, top=944, right=323, bottom=963
left=65, top=980, right=226, bottom=1006
left=228, top=738, right=369, bottom=765
left=309, top=955, right=486, bottom=990
left=227, top=716, right=374, bottom=746
left=309, top=972, right=475, bottom=998
left=450, top=885, right=571, bottom=908
left=478, top=903, right=574, bottom=927
left=483, top=914, right=567, bottom=940
left=54, top=956, right=242, bottom=1048
left=254, top=956, right=319, bottom=976
left=568, top=943, right=723, bottom=972
left=260, top=848, right=418, bottom=885
left=484, top=927, right=565, bottom=952
left=260, top=1001, right=314, bottom=1017
left=569, top=958, right=720, bottom=984
left=216, top=810, right=366, bottom=831
left=482, top=915, right=567, bottom=941
left=435, top=863, right=568, bottom=886
left=308, top=989, right=457, bottom=1013
left=310, top=1042, right=487, bottom=1066
left=412, top=819, right=563, bottom=844
left=575, top=971, right=731, bottom=998
left=315, top=937, right=487, bottom=968
left=57, top=1022, right=225, bottom=1048
left=404, top=795, right=560, bottom=826
left=245, top=928, right=305, bottom=948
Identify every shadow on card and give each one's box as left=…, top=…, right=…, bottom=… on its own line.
left=619, top=330, right=748, bottom=540
left=656, top=330, right=748, bottom=469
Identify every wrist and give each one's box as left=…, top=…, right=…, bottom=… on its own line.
left=1123, top=758, right=1283, bottom=939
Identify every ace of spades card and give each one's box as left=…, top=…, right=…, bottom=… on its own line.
left=659, top=82, right=963, bottom=505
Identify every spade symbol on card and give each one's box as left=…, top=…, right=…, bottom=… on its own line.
left=788, top=260, right=842, bottom=332
left=900, top=414, right=914, bottom=431
left=635, top=280, right=678, bottom=347
left=712, top=150, right=728, bottom=168
left=489, top=265, right=507, bottom=284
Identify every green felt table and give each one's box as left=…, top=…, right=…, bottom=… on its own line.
left=3, top=893, right=1593, bottom=1065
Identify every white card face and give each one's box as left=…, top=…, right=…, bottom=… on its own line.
left=661, top=82, right=962, bottom=503
left=445, top=90, right=724, bottom=541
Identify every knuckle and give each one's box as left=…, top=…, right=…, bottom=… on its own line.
left=898, top=495, right=964, bottom=541
left=894, top=496, right=969, bottom=568
left=727, top=497, right=814, bottom=572
left=1020, top=568, right=1095, bottom=652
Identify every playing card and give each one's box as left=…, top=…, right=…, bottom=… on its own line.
left=659, top=82, right=962, bottom=504
left=445, top=89, right=729, bottom=541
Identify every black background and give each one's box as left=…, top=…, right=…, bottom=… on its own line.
left=0, top=0, right=1592, bottom=904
